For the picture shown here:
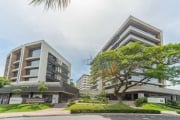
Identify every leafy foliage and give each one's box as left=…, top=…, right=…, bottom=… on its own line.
left=12, top=89, right=22, bottom=94
left=38, top=81, right=48, bottom=92
left=135, top=97, right=147, bottom=107
left=0, top=77, right=10, bottom=88
left=30, top=0, right=70, bottom=10
left=68, top=103, right=160, bottom=114
left=71, top=109, right=160, bottom=114
left=91, top=42, right=180, bottom=101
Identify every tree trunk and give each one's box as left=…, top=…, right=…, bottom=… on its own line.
left=117, top=95, right=123, bottom=102
left=115, top=90, right=126, bottom=103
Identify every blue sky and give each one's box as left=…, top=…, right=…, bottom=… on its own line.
left=0, top=0, right=180, bottom=88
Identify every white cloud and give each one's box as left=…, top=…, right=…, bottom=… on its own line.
left=0, top=0, right=180, bottom=84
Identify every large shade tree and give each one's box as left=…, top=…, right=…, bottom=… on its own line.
left=91, top=42, right=180, bottom=101
left=30, top=0, right=70, bottom=10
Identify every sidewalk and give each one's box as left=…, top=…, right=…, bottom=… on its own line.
left=0, top=108, right=179, bottom=119
left=0, top=108, right=70, bottom=119
left=161, top=111, right=179, bottom=115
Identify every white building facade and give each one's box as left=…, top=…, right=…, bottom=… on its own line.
left=76, top=74, right=91, bottom=92
left=91, top=16, right=180, bottom=101
left=1, top=40, right=78, bottom=104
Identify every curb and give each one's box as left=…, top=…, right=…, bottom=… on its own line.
left=0, top=113, right=71, bottom=119
left=0, top=112, right=179, bottom=119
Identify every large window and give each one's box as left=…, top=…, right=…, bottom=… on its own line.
left=26, top=69, right=38, bottom=75
left=14, top=63, right=19, bottom=69
left=27, top=60, right=39, bottom=66
left=13, top=71, right=18, bottom=77
left=29, top=48, right=41, bottom=57
left=48, top=53, right=56, bottom=62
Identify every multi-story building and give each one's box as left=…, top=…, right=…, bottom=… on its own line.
left=76, top=74, right=91, bottom=92
left=0, top=40, right=78, bottom=104
left=92, top=16, right=180, bottom=101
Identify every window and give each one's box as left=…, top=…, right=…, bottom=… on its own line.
left=14, top=63, right=19, bottom=69
left=13, top=71, right=18, bottom=77
left=26, top=69, right=38, bottom=75
left=48, top=53, right=56, bottom=62
left=29, top=48, right=41, bottom=57
left=27, top=60, right=39, bottom=66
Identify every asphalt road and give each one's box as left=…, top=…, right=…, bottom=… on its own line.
left=2, top=114, right=180, bottom=120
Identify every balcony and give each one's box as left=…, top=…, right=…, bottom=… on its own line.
left=26, top=56, right=40, bottom=61
left=10, top=77, right=17, bottom=80
left=24, top=66, right=39, bottom=69
left=23, top=75, right=38, bottom=78
left=46, top=75, right=59, bottom=82
left=13, top=60, right=20, bottom=64
left=12, top=68, right=19, bottom=72
left=109, top=26, right=160, bottom=49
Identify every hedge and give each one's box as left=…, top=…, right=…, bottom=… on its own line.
left=135, top=97, right=147, bottom=107
left=67, top=102, right=75, bottom=107
left=71, top=109, right=160, bottom=114
left=177, top=111, right=180, bottom=114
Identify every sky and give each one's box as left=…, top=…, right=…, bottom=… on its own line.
left=0, top=0, right=180, bottom=89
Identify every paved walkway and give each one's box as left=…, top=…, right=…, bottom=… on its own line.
left=161, top=111, right=179, bottom=115
left=0, top=108, right=70, bottom=119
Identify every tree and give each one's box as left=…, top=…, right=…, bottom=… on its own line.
left=30, top=0, right=71, bottom=10
left=11, top=85, right=29, bottom=95
left=69, top=79, right=75, bottom=87
left=38, top=81, right=48, bottom=92
left=0, top=77, right=10, bottom=88
left=91, top=42, right=180, bottom=102
left=12, top=89, right=22, bottom=95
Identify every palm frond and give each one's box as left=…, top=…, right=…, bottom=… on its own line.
left=30, top=0, right=70, bottom=10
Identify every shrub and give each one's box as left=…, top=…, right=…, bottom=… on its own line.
left=166, top=100, right=178, bottom=106
left=135, top=97, right=147, bottom=107
left=80, top=94, right=90, bottom=99
left=67, top=102, right=75, bottom=107
left=177, top=111, right=180, bottom=114
left=71, top=109, right=160, bottom=114
left=96, top=97, right=108, bottom=104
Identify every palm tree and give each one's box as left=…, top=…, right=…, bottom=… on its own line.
left=30, top=0, right=71, bottom=10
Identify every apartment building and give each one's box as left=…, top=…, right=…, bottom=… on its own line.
left=91, top=16, right=180, bottom=101
left=0, top=40, right=78, bottom=104
left=76, top=74, right=91, bottom=92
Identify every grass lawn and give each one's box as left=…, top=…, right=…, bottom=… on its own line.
left=67, top=103, right=132, bottom=110
left=0, top=104, right=51, bottom=113
left=142, top=103, right=180, bottom=111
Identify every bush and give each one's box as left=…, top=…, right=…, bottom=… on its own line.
left=135, top=97, right=147, bottom=107
left=80, top=94, right=90, bottom=99
left=67, top=102, right=75, bottom=107
left=71, top=109, right=160, bottom=114
left=166, top=100, right=178, bottom=106
left=96, top=97, right=108, bottom=104
left=177, top=111, right=180, bottom=114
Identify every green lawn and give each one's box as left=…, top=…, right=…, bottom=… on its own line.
left=0, top=104, right=51, bottom=113
left=67, top=103, right=132, bottom=110
left=142, top=103, right=180, bottom=111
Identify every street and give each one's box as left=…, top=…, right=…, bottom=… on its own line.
left=2, top=114, right=180, bottom=120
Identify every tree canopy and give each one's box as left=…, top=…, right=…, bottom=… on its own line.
left=90, top=42, right=180, bottom=101
left=0, top=77, right=10, bottom=88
